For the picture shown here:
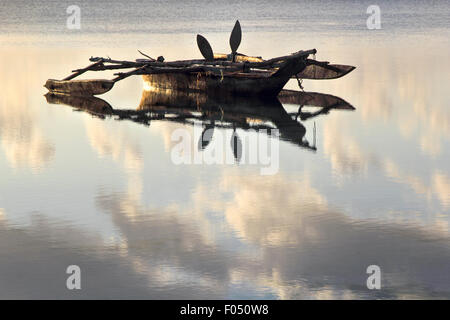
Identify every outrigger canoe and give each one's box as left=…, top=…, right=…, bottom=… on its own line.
left=45, top=20, right=355, bottom=97
left=142, top=50, right=314, bottom=96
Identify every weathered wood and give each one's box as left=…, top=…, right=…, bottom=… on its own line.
left=272, top=56, right=307, bottom=79
left=247, top=49, right=317, bottom=68
left=63, top=60, right=104, bottom=81
left=46, top=46, right=355, bottom=98
left=90, top=57, right=144, bottom=66
left=141, top=60, right=302, bottom=97
left=213, top=53, right=263, bottom=63
left=137, top=50, right=155, bottom=61
left=112, top=65, right=150, bottom=82
left=136, top=50, right=314, bottom=96
left=296, top=61, right=356, bottom=80
left=44, top=79, right=115, bottom=95
left=113, top=64, right=242, bottom=82
left=72, top=64, right=136, bottom=72
left=90, top=49, right=316, bottom=70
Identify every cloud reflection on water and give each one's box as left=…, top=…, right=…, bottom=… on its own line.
left=0, top=30, right=449, bottom=299
left=0, top=50, right=55, bottom=172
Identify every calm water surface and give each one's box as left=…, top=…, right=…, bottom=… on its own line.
left=0, top=0, right=449, bottom=299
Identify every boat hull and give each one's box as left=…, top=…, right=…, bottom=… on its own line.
left=143, top=71, right=294, bottom=97
left=142, top=56, right=307, bottom=97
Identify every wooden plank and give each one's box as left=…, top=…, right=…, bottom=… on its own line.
left=63, top=60, right=104, bottom=80
left=213, top=53, right=263, bottom=63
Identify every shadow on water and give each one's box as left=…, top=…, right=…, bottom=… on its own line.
left=45, top=89, right=355, bottom=155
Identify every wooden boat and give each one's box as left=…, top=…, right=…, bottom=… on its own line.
left=142, top=54, right=310, bottom=96
left=45, top=20, right=355, bottom=97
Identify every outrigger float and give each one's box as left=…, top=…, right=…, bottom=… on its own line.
left=44, top=20, right=355, bottom=97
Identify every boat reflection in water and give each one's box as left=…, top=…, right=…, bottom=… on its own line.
left=45, top=88, right=355, bottom=157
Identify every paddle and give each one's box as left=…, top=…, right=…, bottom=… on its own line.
left=197, top=34, right=214, bottom=61
left=197, top=20, right=241, bottom=62
left=229, top=20, right=241, bottom=61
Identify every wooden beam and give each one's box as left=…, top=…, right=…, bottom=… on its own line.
left=63, top=60, right=104, bottom=80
